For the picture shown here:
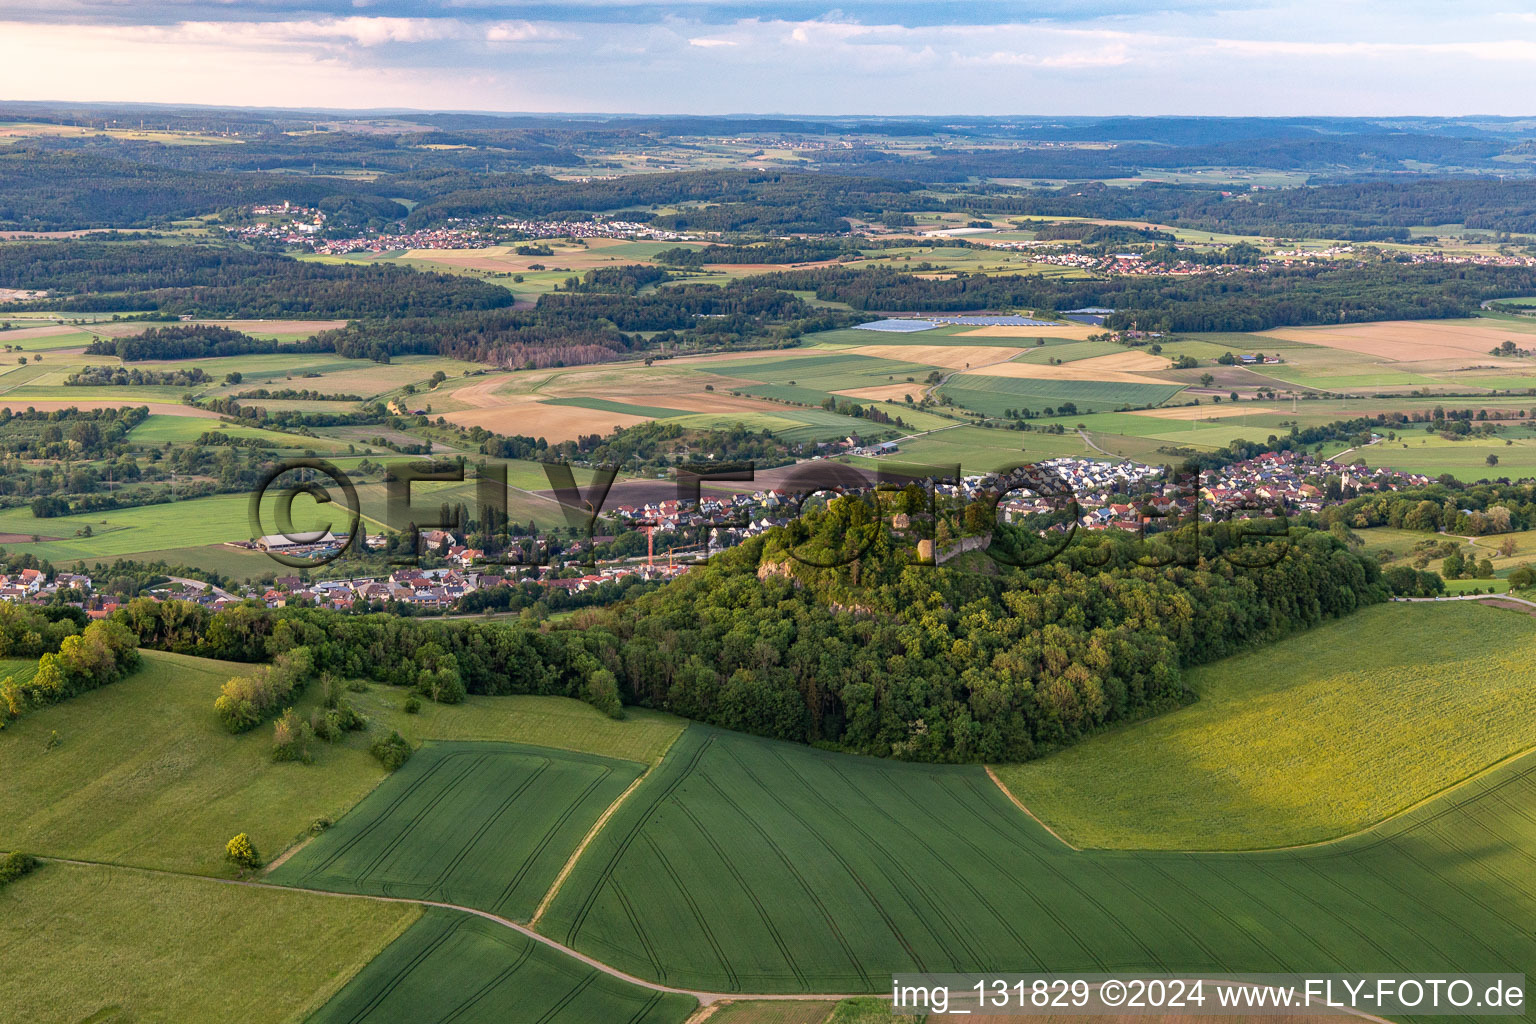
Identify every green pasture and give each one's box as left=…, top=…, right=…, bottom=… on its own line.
left=0, top=651, right=681, bottom=876
left=1359, top=526, right=1536, bottom=585
left=1440, top=577, right=1511, bottom=594
left=348, top=689, right=684, bottom=767
left=129, top=412, right=352, bottom=450
left=0, top=651, right=385, bottom=875
left=996, top=601, right=1536, bottom=850
left=711, top=352, right=935, bottom=392
left=0, top=656, right=38, bottom=687
left=733, top=382, right=841, bottom=406
left=307, top=908, right=695, bottom=1024
left=67, top=542, right=277, bottom=581
left=669, top=409, right=879, bottom=445
left=5, top=383, right=194, bottom=402
left=872, top=424, right=1097, bottom=474
left=812, top=325, right=1073, bottom=349
left=0, top=861, right=420, bottom=1024
left=541, top=717, right=1536, bottom=993
left=0, top=328, right=97, bottom=351
left=939, top=375, right=1185, bottom=416
left=1008, top=340, right=1115, bottom=364
left=541, top=395, right=692, bottom=418
left=0, top=456, right=595, bottom=566
left=0, top=491, right=336, bottom=562
left=1349, top=433, right=1536, bottom=481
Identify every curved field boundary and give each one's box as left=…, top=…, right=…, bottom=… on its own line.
left=537, top=724, right=1536, bottom=994
left=987, top=732, right=1536, bottom=857
left=984, top=765, right=1081, bottom=850
left=32, top=856, right=1399, bottom=1024
left=269, top=741, right=642, bottom=922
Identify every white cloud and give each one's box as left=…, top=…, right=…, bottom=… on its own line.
left=0, top=5, right=1535, bottom=115
left=486, top=20, right=571, bottom=42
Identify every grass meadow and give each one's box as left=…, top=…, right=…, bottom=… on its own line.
left=994, top=601, right=1536, bottom=850
left=939, top=375, right=1185, bottom=416
left=0, top=860, right=420, bottom=1024
left=0, top=651, right=683, bottom=876
left=128, top=413, right=354, bottom=450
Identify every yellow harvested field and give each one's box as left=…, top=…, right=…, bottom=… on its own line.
left=1261, top=320, right=1532, bottom=362
left=401, top=238, right=665, bottom=273
left=1127, top=405, right=1246, bottom=421
left=669, top=349, right=800, bottom=366
left=960, top=351, right=1180, bottom=384
left=847, top=344, right=1024, bottom=369
left=92, top=319, right=346, bottom=338
left=1074, top=350, right=1172, bottom=372
left=447, top=372, right=528, bottom=409
left=955, top=322, right=1101, bottom=340
left=0, top=325, right=79, bottom=341
left=834, top=384, right=924, bottom=402
left=443, top=398, right=651, bottom=442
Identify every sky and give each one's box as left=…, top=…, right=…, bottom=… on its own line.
left=3, top=1, right=1536, bottom=116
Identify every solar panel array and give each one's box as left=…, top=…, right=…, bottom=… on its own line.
left=851, top=318, right=940, bottom=333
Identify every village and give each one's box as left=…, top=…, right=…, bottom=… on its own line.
left=0, top=449, right=1434, bottom=617
left=225, top=203, right=696, bottom=253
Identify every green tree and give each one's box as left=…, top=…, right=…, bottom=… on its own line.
left=225, top=833, right=261, bottom=870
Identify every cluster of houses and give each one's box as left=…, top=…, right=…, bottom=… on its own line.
left=985, top=244, right=1267, bottom=276
left=990, top=451, right=1432, bottom=533
left=307, top=227, right=498, bottom=256
left=0, top=569, right=91, bottom=606
left=479, top=217, right=695, bottom=242
left=1405, top=250, right=1536, bottom=269
left=225, top=203, right=696, bottom=254
left=0, top=448, right=1443, bottom=614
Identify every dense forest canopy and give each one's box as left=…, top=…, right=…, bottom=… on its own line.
left=313, top=281, right=854, bottom=367
left=83, top=325, right=333, bottom=361
left=752, top=262, right=1536, bottom=332
left=8, top=106, right=1536, bottom=233
left=0, top=241, right=513, bottom=318
left=113, top=508, right=1386, bottom=763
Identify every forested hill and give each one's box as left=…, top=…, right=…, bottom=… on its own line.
left=0, top=241, right=512, bottom=318
left=604, top=501, right=1387, bottom=761
left=753, top=262, right=1536, bottom=332
left=119, top=503, right=1387, bottom=764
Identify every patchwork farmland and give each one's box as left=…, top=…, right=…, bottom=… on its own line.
left=270, top=741, right=645, bottom=920
left=538, top=721, right=1536, bottom=993
left=307, top=909, right=697, bottom=1024
left=12, top=100, right=1536, bottom=1024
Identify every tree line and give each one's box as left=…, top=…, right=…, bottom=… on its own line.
left=752, top=262, right=1536, bottom=332
left=0, top=241, right=513, bottom=318
left=109, top=508, right=1388, bottom=763
left=84, top=325, right=332, bottom=361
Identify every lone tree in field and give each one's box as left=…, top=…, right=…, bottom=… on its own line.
left=226, top=833, right=261, bottom=870
left=1487, top=453, right=1500, bottom=467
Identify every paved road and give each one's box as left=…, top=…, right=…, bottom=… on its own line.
left=1395, top=593, right=1536, bottom=608
left=1327, top=436, right=1383, bottom=465
left=1076, top=427, right=1149, bottom=465
left=165, top=575, right=236, bottom=601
